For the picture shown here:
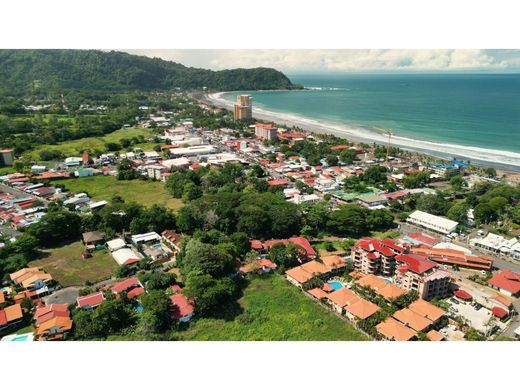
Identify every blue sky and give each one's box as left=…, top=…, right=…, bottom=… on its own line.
left=125, top=50, right=520, bottom=73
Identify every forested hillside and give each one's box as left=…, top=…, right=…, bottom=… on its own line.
left=0, top=50, right=299, bottom=94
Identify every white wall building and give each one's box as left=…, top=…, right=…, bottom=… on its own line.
left=406, top=210, right=458, bottom=235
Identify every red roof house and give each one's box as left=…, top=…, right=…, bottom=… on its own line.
left=76, top=291, right=105, bottom=309
left=170, top=294, right=194, bottom=322
left=488, top=270, right=520, bottom=296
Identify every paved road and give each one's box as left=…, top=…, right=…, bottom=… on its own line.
left=498, top=299, right=520, bottom=339
left=43, top=279, right=115, bottom=306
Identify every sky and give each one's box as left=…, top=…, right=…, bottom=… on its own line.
left=124, top=49, right=520, bottom=74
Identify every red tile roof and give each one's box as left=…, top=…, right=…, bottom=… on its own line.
left=454, top=289, right=472, bottom=300
left=267, top=179, right=289, bottom=186
left=170, top=294, right=194, bottom=319
left=127, top=287, right=145, bottom=299
left=395, top=253, right=436, bottom=274
left=76, top=291, right=105, bottom=308
left=264, top=237, right=316, bottom=258
left=488, top=270, right=520, bottom=295
left=491, top=306, right=509, bottom=319
left=111, top=277, right=141, bottom=294
left=406, top=232, right=439, bottom=247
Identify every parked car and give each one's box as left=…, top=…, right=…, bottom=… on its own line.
left=449, top=307, right=459, bottom=313
left=474, top=303, right=482, bottom=311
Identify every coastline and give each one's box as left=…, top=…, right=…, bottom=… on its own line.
left=203, top=91, right=520, bottom=175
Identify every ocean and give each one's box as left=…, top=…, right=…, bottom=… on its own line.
left=214, top=73, right=520, bottom=170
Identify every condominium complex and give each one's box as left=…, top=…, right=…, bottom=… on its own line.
left=351, top=237, right=405, bottom=277
left=233, top=95, right=252, bottom=120
left=394, top=253, right=451, bottom=300
left=254, top=123, right=278, bottom=141
left=351, top=238, right=452, bottom=300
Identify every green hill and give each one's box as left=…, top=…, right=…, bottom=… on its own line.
left=0, top=49, right=299, bottom=94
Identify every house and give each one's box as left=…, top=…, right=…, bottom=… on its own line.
left=82, top=231, right=105, bottom=249
left=110, top=277, right=143, bottom=296
left=407, top=299, right=446, bottom=324
left=111, top=247, right=141, bottom=266
left=326, top=287, right=380, bottom=322
left=470, top=233, right=520, bottom=260
left=34, top=303, right=72, bottom=340
left=403, top=232, right=439, bottom=247
left=107, top=238, right=126, bottom=252
left=355, top=273, right=406, bottom=302
left=320, top=255, right=347, bottom=273
left=285, top=261, right=330, bottom=287
left=0, top=303, right=23, bottom=331
left=394, top=254, right=451, bottom=300
left=161, top=230, right=183, bottom=254
left=170, top=293, right=195, bottom=322
left=426, top=329, right=445, bottom=341
left=357, top=194, right=387, bottom=209
left=239, top=259, right=278, bottom=274
left=10, top=267, right=53, bottom=291
left=392, top=308, right=433, bottom=332
left=131, top=232, right=161, bottom=246
left=262, top=237, right=317, bottom=260
left=406, top=210, right=458, bottom=235
left=76, top=291, right=105, bottom=309
left=376, top=317, right=417, bottom=341
left=487, top=270, right=520, bottom=297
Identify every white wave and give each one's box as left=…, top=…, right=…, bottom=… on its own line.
left=206, top=92, right=520, bottom=170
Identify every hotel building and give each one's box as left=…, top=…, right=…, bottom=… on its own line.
left=233, top=95, right=252, bottom=120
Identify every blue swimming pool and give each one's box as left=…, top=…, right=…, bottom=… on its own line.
left=134, top=303, right=144, bottom=313
left=12, top=335, right=30, bottom=341
left=328, top=281, right=344, bottom=291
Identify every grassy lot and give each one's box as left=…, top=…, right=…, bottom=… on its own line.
left=315, top=240, right=346, bottom=257
left=174, top=273, right=368, bottom=341
left=30, top=241, right=117, bottom=287
left=0, top=166, right=16, bottom=175
left=22, top=128, right=160, bottom=160
left=51, top=175, right=183, bottom=210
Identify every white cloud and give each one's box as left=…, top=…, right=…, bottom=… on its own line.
left=124, top=49, right=517, bottom=72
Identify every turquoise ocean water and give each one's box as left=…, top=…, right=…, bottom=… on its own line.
left=218, top=73, right=520, bottom=169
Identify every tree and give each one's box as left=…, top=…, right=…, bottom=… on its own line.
left=339, top=148, right=357, bottom=164
left=447, top=202, right=470, bottom=225
left=129, top=204, right=175, bottom=234
left=450, top=175, right=466, bottom=191
left=138, top=290, right=171, bottom=334
left=139, top=271, right=176, bottom=290
left=27, top=210, right=81, bottom=245
left=362, top=165, right=388, bottom=186
left=183, top=272, right=236, bottom=316
left=267, top=242, right=301, bottom=269
left=325, top=154, right=339, bottom=166
left=117, top=158, right=137, bottom=180
left=474, top=203, right=498, bottom=224
left=179, top=239, right=234, bottom=278
left=403, top=171, right=430, bottom=189
left=73, top=299, right=135, bottom=339
left=327, top=205, right=370, bottom=236
left=416, top=194, right=451, bottom=216
left=489, top=196, right=508, bottom=215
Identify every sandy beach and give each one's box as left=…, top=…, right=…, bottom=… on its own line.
left=202, top=91, right=520, bottom=174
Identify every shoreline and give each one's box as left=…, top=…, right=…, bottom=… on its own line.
left=203, top=91, right=520, bottom=175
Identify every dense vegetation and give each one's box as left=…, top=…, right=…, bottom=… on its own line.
left=0, top=50, right=299, bottom=95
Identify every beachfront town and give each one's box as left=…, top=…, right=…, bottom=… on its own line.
left=1, top=93, right=520, bottom=342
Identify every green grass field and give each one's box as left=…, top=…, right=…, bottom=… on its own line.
left=30, top=241, right=117, bottom=287
left=51, top=175, right=183, bottom=210
left=23, top=128, right=160, bottom=160
left=174, top=274, right=368, bottom=341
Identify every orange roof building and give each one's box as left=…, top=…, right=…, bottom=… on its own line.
left=285, top=260, right=331, bottom=286
left=426, top=329, right=445, bottom=341
left=392, top=308, right=433, bottom=332
left=408, top=299, right=446, bottom=323
left=10, top=267, right=53, bottom=289
left=376, top=317, right=417, bottom=341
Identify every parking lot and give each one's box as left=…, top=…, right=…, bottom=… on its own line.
left=448, top=298, right=505, bottom=334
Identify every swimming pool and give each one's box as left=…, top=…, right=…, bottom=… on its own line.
left=12, top=335, right=30, bottom=341
left=1, top=332, right=34, bottom=342
left=328, top=281, right=344, bottom=291
left=134, top=302, right=144, bottom=313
